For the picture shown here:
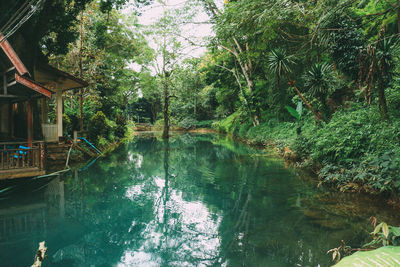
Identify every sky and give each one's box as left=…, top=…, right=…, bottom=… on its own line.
left=122, top=0, right=220, bottom=72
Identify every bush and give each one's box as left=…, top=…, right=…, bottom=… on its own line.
left=295, top=103, right=400, bottom=193
left=194, top=120, right=214, bottom=128
left=212, top=111, right=242, bottom=134
left=88, top=111, right=112, bottom=144
left=213, top=103, right=400, bottom=194
left=179, top=117, right=198, bottom=130
left=114, top=114, right=126, bottom=138
left=299, top=104, right=400, bottom=164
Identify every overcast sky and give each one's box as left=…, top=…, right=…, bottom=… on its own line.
left=122, top=0, right=218, bottom=63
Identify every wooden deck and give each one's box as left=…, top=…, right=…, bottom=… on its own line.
left=0, top=141, right=45, bottom=180
left=0, top=168, right=45, bottom=180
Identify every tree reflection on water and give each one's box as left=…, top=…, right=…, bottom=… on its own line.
left=0, top=133, right=398, bottom=266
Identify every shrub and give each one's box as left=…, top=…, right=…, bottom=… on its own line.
left=114, top=114, right=126, bottom=138
left=88, top=111, right=112, bottom=144
left=179, top=117, right=198, bottom=130
left=296, top=103, right=400, bottom=193
left=194, top=120, right=214, bottom=128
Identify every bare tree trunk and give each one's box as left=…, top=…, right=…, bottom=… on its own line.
left=194, top=96, right=197, bottom=118
left=377, top=24, right=389, bottom=120
left=162, top=79, right=169, bottom=139
left=398, top=7, right=400, bottom=33
left=79, top=10, right=84, bottom=131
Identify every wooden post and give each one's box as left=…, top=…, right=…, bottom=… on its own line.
left=9, top=103, right=13, bottom=139
left=27, top=100, right=33, bottom=147
left=56, top=86, right=63, bottom=140
left=41, top=98, right=47, bottom=124
left=3, top=73, right=7, bottom=95
left=73, top=130, right=78, bottom=144
left=39, top=141, right=44, bottom=170
left=32, top=241, right=47, bottom=267
left=79, top=89, right=83, bottom=131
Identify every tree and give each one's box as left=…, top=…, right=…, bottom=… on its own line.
left=146, top=1, right=197, bottom=138
left=303, top=62, right=337, bottom=120
left=50, top=2, right=152, bottom=142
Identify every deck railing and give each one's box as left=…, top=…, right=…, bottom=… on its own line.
left=0, top=141, right=45, bottom=171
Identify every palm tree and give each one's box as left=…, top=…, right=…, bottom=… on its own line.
left=303, top=62, right=336, bottom=119
left=267, top=49, right=322, bottom=122
left=267, top=49, right=295, bottom=87
left=267, top=49, right=295, bottom=119
left=376, top=35, right=399, bottom=120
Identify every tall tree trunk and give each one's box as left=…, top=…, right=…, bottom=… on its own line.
left=221, top=42, right=259, bottom=126
left=194, top=96, right=197, bottom=118
left=162, top=79, right=169, bottom=139
left=79, top=10, right=84, bottom=131
left=397, top=7, right=400, bottom=33
left=377, top=24, right=389, bottom=120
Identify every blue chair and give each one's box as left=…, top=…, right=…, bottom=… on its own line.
left=13, top=145, right=30, bottom=159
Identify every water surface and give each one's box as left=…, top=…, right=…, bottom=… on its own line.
left=0, top=133, right=399, bottom=266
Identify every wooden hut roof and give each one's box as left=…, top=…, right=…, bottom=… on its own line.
left=34, top=64, right=89, bottom=92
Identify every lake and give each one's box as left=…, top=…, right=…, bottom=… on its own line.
left=0, top=133, right=399, bottom=266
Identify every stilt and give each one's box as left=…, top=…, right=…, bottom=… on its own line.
left=27, top=100, right=33, bottom=147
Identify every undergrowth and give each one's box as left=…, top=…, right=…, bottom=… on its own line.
left=212, top=102, right=400, bottom=195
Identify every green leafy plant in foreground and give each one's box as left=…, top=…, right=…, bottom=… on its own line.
left=333, top=246, right=400, bottom=267
left=328, top=219, right=400, bottom=265
left=363, top=220, right=400, bottom=247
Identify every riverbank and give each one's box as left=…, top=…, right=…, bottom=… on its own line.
left=68, top=120, right=136, bottom=164
left=209, top=103, right=400, bottom=199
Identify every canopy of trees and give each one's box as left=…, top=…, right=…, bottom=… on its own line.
left=2, top=0, right=399, bottom=193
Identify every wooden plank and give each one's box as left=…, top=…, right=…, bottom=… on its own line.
left=15, top=74, right=52, bottom=98
left=0, top=95, right=18, bottom=98
left=0, top=34, right=29, bottom=76
left=0, top=168, right=45, bottom=180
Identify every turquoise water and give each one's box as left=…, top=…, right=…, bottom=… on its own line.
left=0, top=133, right=398, bottom=266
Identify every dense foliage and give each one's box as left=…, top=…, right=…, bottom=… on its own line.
left=187, top=0, right=400, bottom=196
left=5, top=0, right=399, bottom=191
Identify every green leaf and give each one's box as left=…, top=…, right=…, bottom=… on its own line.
left=382, top=223, right=389, bottom=239
left=296, top=101, right=303, bottom=117
left=334, top=246, right=400, bottom=266
left=373, top=222, right=383, bottom=235
left=390, top=226, right=400, bottom=237
left=285, top=105, right=300, bottom=120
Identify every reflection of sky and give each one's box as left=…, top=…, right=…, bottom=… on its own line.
left=121, top=176, right=222, bottom=266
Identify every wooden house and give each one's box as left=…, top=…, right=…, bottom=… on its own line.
left=0, top=34, right=87, bottom=180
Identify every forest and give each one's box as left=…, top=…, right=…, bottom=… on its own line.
left=2, top=1, right=400, bottom=200
left=1, top=0, right=400, bottom=265
left=42, top=0, right=400, bottom=197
